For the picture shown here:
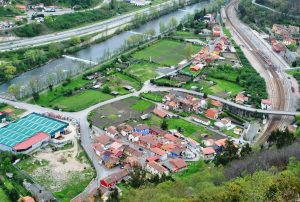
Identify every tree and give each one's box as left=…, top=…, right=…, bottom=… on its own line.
left=107, top=188, right=119, bottom=202
left=8, top=84, right=21, bottom=99
left=102, top=85, right=111, bottom=94
left=184, top=43, right=193, bottom=60
left=159, top=21, right=166, bottom=34
left=240, top=143, right=252, bottom=157
left=4, top=65, right=16, bottom=80
left=128, top=165, right=147, bottom=188
left=214, top=140, right=239, bottom=166
left=161, top=120, right=168, bottom=130
left=168, top=17, right=178, bottom=29
left=267, top=129, right=295, bottom=148
left=48, top=43, right=60, bottom=58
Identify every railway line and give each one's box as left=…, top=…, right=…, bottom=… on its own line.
left=224, top=0, right=290, bottom=144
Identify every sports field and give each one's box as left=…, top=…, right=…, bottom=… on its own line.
left=125, top=62, right=159, bottom=82
left=132, top=40, right=199, bottom=66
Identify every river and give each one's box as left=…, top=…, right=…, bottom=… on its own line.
left=0, top=1, right=209, bottom=94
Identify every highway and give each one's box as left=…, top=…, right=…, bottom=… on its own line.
left=224, top=0, right=297, bottom=144
left=0, top=0, right=183, bottom=51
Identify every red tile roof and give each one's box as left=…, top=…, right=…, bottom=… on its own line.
left=215, top=138, right=227, bottom=147
left=13, top=132, right=49, bottom=151
left=153, top=109, right=168, bottom=118
left=150, top=147, right=166, bottom=156
left=147, top=161, right=168, bottom=173
left=201, top=147, right=215, bottom=155
left=95, top=135, right=111, bottom=145
left=205, top=108, right=219, bottom=119
left=146, top=156, right=159, bottom=162
left=170, top=158, right=187, bottom=170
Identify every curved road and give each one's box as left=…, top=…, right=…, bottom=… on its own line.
left=0, top=0, right=181, bottom=51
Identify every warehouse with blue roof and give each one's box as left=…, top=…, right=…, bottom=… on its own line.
left=0, top=113, right=69, bottom=153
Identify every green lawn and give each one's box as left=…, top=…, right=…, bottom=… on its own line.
left=0, top=188, right=9, bottom=202
left=17, top=157, right=49, bottom=174
left=132, top=39, right=199, bottom=66
left=141, top=92, right=163, bottom=102
left=180, top=66, right=202, bottom=77
left=50, top=90, right=113, bottom=111
left=173, top=31, right=199, bottom=38
left=182, top=80, right=212, bottom=91
left=53, top=169, right=95, bottom=202
left=131, top=99, right=154, bottom=112
left=143, top=115, right=211, bottom=142
left=204, top=78, right=243, bottom=95
left=104, top=73, right=142, bottom=94
left=174, top=161, right=205, bottom=180
left=125, top=62, right=159, bottom=82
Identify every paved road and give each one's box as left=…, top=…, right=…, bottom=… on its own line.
left=0, top=0, right=181, bottom=51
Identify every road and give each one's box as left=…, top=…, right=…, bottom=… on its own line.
left=225, top=0, right=297, bottom=144
left=0, top=0, right=182, bottom=51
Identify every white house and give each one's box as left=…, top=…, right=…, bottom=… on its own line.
left=191, top=115, right=211, bottom=126
left=261, top=99, right=272, bottom=110
left=146, top=161, right=169, bottom=177
left=214, top=118, right=232, bottom=130
left=201, top=147, right=215, bottom=160
left=128, top=132, right=141, bottom=142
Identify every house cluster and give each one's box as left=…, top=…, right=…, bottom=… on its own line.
left=96, top=120, right=195, bottom=188
left=201, top=138, right=228, bottom=160
left=190, top=36, right=232, bottom=72
left=162, top=91, right=244, bottom=135
left=270, top=24, right=300, bottom=65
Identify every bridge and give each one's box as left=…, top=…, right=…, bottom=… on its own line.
left=150, top=87, right=300, bottom=116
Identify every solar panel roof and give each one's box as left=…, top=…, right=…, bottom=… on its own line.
left=0, top=113, right=68, bottom=148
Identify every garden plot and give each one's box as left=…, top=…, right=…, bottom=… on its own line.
left=90, top=97, right=154, bottom=128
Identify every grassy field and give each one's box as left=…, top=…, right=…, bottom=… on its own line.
left=204, top=78, right=243, bottom=96
left=33, top=89, right=113, bottom=111
left=141, top=92, right=164, bottom=102
left=0, top=188, right=9, bottom=202
left=143, top=115, right=211, bottom=142
left=104, top=73, right=142, bottom=94
left=131, top=99, right=154, bottom=112
left=182, top=80, right=212, bottom=91
left=51, top=90, right=113, bottom=111
left=132, top=39, right=199, bottom=66
left=125, top=62, right=159, bottom=82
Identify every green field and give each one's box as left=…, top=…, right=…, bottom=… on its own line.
left=132, top=39, right=199, bottom=66
left=0, top=104, right=26, bottom=120
left=204, top=78, right=243, bottom=96
left=131, top=99, right=154, bottom=112
left=173, top=31, right=200, bottom=38
left=104, top=73, right=142, bottom=94
left=141, top=92, right=164, bottom=102
left=143, top=115, right=211, bottom=142
left=125, top=62, right=159, bottom=82
left=0, top=188, right=9, bottom=202
left=52, top=90, right=113, bottom=111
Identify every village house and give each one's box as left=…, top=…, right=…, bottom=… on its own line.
left=146, top=161, right=169, bottom=177
left=100, top=170, right=128, bottom=188
left=118, top=123, right=133, bottom=136
left=187, top=137, right=200, bottom=149
left=133, top=124, right=150, bottom=135
left=261, top=99, right=272, bottom=110
left=139, top=135, right=160, bottom=148
left=191, top=115, right=211, bottom=126
left=201, top=147, right=216, bottom=160
left=163, top=158, right=187, bottom=173
left=214, top=138, right=227, bottom=152
left=106, top=126, right=119, bottom=138
left=234, top=127, right=243, bottom=136
left=161, top=143, right=185, bottom=157
left=210, top=99, right=223, bottom=109
left=202, top=138, right=215, bottom=147
left=150, top=147, right=168, bottom=161
left=205, top=108, right=220, bottom=120
left=150, top=126, right=168, bottom=136
left=214, top=118, right=232, bottom=130
left=153, top=108, right=169, bottom=118
left=128, top=132, right=142, bottom=142
left=123, top=145, right=143, bottom=157
left=212, top=25, right=221, bottom=37
left=165, top=100, right=179, bottom=110
left=18, top=196, right=35, bottom=202
left=124, top=156, right=139, bottom=167
left=235, top=92, right=249, bottom=104
left=94, top=135, right=112, bottom=150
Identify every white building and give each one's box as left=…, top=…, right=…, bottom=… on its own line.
left=191, top=115, right=211, bottom=126
left=146, top=161, right=169, bottom=177
left=261, top=99, right=272, bottom=110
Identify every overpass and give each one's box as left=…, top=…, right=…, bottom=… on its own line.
left=150, top=87, right=300, bottom=116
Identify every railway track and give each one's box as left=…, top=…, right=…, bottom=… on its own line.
left=224, top=0, right=289, bottom=144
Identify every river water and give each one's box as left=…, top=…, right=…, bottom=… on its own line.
left=0, top=1, right=209, bottom=94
